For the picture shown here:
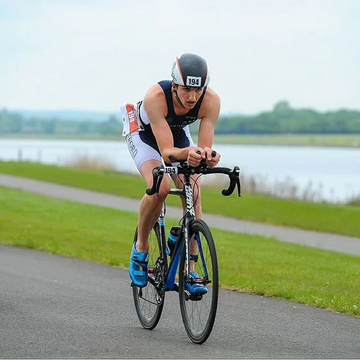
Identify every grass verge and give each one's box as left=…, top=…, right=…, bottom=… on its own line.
left=1, top=185, right=358, bottom=316
left=0, top=161, right=359, bottom=238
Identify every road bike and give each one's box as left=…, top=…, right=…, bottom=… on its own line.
left=131, top=158, right=241, bottom=344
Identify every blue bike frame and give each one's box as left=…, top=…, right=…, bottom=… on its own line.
left=156, top=170, right=209, bottom=291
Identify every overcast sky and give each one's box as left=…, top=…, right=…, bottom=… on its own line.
left=1, top=0, right=359, bottom=115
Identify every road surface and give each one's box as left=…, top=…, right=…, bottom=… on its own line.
left=1, top=245, right=359, bottom=358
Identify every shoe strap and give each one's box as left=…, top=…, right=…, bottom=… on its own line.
left=189, top=254, right=198, bottom=262
left=132, top=244, right=149, bottom=263
left=189, top=271, right=201, bottom=280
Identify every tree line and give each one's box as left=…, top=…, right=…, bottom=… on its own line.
left=1, top=101, right=360, bottom=136
left=0, top=110, right=122, bottom=136
left=213, top=101, right=360, bottom=135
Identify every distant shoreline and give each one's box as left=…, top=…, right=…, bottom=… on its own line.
left=1, top=133, right=359, bottom=149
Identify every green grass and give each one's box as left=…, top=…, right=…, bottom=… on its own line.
left=0, top=160, right=359, bottom=238
left=1, top=185, right=358, bottom=316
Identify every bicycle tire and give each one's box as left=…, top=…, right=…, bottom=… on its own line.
left=178, top=219, right=219, bottom=344
left=132, top=222, right=165, bottom=330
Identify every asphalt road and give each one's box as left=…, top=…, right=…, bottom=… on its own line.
left=0, top=174, right=360, bottom=256
left=1, top=245, right=359, bottom=358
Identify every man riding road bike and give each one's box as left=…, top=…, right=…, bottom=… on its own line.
left=121, top=53, right=221, bottom=294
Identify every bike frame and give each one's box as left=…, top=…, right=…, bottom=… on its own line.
left=146, top=161, right=240, bottom=294
left=157, top=168, right=198, bottom=291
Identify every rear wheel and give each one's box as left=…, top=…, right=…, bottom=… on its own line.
left=132, top=222, right=165, bottom=329
left=178, top=219, right=219, bottom=344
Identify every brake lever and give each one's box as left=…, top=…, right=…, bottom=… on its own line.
left=222, top=166, right=241, bottom=197
left=221, top=178, right=236, bottom=196
left=154, top=172, right=163, bottom=196
left=146, top=165, right=164, bottom=195
left=235, top=167, right=241, bottom=197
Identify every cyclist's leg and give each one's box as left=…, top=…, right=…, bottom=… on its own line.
left=126, top=131, right=171, bottom=286
left=137, top=159, right=171, bottom=252
left=173, top=173, right=207, bottom=294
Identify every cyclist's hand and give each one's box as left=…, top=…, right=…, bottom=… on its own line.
left=204, top=147, right=220, bottom=168
left=187, top=147, right=204, bottom=167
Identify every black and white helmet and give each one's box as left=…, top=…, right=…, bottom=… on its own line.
left=171, top=53, right=210, bottom=88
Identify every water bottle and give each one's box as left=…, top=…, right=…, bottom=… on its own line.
left=167, top=226, right=181, bottom=256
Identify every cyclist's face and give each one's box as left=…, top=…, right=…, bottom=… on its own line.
left=176, top=85, right=204, bottom=109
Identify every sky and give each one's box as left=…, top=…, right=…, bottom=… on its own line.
left=1, top=0, right=359, bottom=115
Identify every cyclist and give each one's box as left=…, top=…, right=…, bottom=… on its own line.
left=121, top=53, right=221, bottom=294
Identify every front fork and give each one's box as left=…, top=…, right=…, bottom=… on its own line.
left=183, top=181, right=196, bottom=279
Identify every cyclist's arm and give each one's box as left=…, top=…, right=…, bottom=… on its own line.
left=197, top=88, right=221, bottom=166
left=144, top=84, right=195, bottom=163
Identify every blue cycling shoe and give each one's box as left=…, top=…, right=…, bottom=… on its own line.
left=129, top=243, right=148, bottom=288
left=185, top=272, right=208, bottom=295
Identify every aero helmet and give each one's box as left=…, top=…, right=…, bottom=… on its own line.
left=171, top=53, right=210, bottom=88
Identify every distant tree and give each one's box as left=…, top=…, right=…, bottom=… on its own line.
left=99, top=116, right=122, bottom=135
left=273, top=100, right=291, bottom=112
left=43, top=119, right=56, bottom=134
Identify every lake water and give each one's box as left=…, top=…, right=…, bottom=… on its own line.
left=1, top=138, right=359, bottom=203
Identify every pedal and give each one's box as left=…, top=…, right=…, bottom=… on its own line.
left=188, top=294, right=203, bottom=301
left=184, top=291, right=203, bottom=301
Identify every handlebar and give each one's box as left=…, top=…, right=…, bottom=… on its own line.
left=146, top=160, right=241, bottom=198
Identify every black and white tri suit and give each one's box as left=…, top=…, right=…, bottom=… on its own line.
left=126, top=80, right=207, bottom=170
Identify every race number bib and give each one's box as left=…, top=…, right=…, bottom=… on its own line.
left=186, top=76, right=201, bottom=87
left=121, top=103, right=139, bottom=137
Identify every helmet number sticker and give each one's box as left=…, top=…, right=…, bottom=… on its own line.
left=186, top=76, right=201, bottom=87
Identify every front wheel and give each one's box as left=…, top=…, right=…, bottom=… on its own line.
left=132, top=222, right=165, bottom=330
left=178, top=219, right=219, bottom=344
